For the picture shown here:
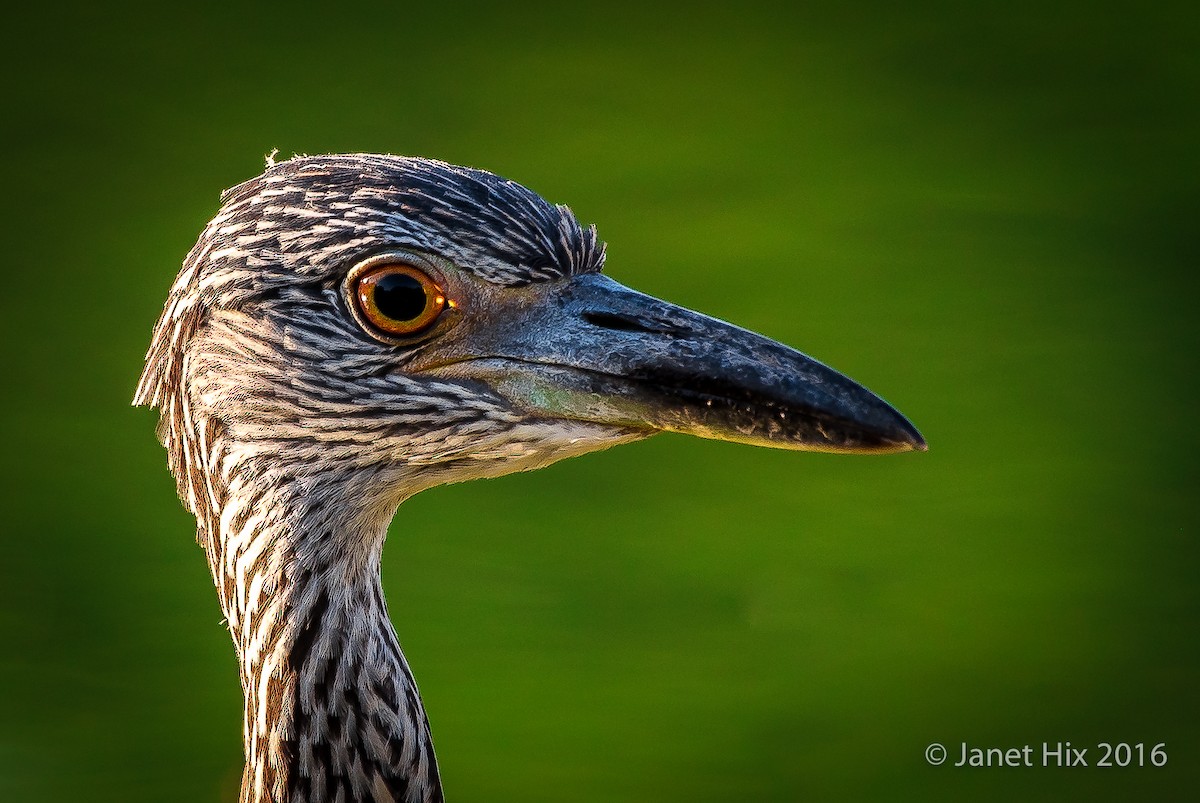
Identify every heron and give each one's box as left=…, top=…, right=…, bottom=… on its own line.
left=134, top=154, right=924, bottom=803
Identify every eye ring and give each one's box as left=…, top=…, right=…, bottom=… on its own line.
left=346, top=255, right=450, bottom=340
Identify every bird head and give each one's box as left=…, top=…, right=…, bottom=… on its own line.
left=135, top=154, right=924, bottom=530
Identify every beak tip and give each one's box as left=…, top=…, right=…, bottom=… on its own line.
left=857, top=405, right=925, bottom=454
left=889, top=419, right=927, bottom=453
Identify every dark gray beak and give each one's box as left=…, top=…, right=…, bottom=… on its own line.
left=421, top=273, right=926, bottom=454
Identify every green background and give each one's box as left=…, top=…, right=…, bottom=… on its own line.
left=2, top=2, right=1196, bottom=800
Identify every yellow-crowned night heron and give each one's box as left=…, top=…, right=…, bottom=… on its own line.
left=135, top=154, right=924, bottom=803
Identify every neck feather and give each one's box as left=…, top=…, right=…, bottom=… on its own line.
left=202, top=462, right=443, bottom=803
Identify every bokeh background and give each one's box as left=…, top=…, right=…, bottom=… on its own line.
left=2, top=2, right=1196, bottom=801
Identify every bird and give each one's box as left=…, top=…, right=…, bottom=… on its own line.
left=134, top=153, right=925, bottom=803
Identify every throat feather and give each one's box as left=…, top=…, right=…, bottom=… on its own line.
left=203, top=480, right=442, bottom=803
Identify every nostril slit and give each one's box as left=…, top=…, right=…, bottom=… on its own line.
left=582, top=311, right=664, bottom=334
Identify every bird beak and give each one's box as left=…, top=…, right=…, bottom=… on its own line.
left=419, top=273, right=926, bottom=454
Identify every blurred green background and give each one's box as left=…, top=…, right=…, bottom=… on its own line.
left=1, top=2, right=1196, bottom=800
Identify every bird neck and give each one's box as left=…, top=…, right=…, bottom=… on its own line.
left=203, top=469, right=443, bottom=803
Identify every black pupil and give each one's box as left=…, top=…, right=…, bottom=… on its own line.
left=374, top=272, right=428, bottom=322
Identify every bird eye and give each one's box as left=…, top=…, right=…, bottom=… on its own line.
left=351, top=262, right=447, bottom=338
